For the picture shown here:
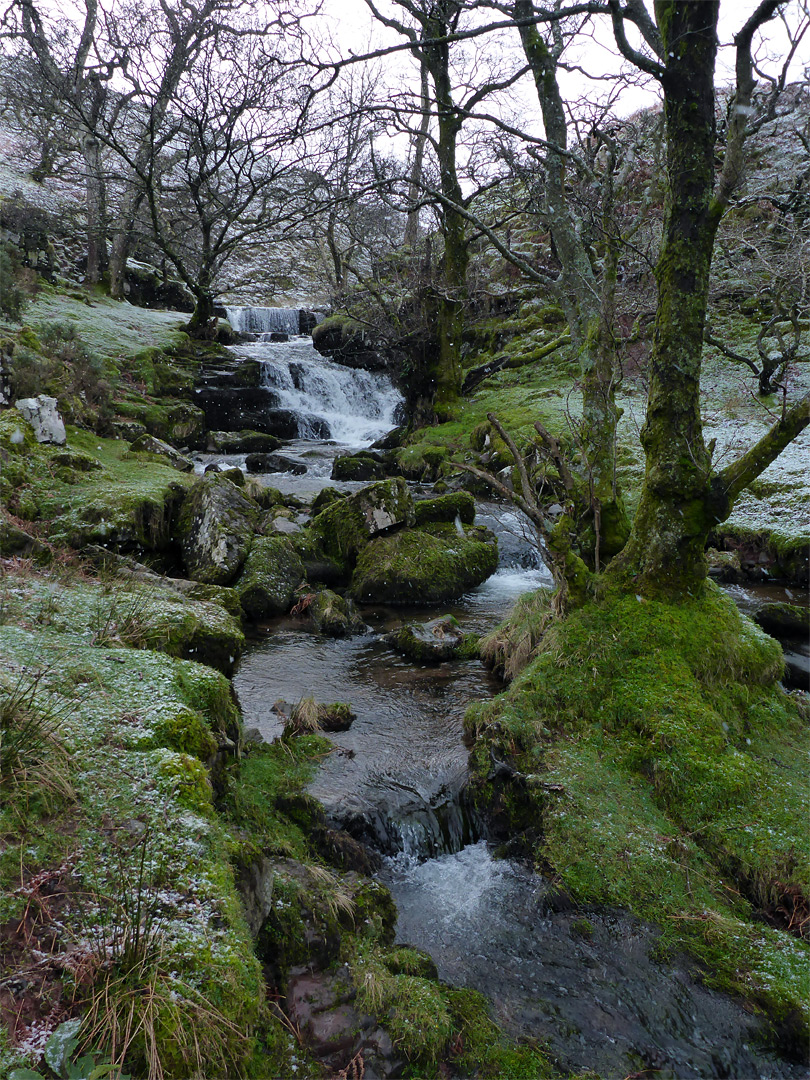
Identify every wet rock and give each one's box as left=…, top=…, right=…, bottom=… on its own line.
left=413, top=491, right=476, bottom=527
left=235, top=536, right=305, bottom=619
left=707, top=546, right=742, bottom=583
left=177, top=473, right=260, bottom=584
left=204, top=463, right=245, bottom=485
left=14, top=395, right=66, bottom=444
left=331, top=451, right=390, bottom=482
left=370, top=426, right=406, bottom=451
left=309, top=590, right=366, bottom=637
left=128, top=433, right=194, bottom=472
left=264, top=517, right=302, bottom=537
left=350, top=523, right=498, bottom=605
left=311, top=487, right=346, bottom=514
left=754, top=602, right=810, bottom=640
left=310, top=479, right=415, bottom=568
left=245, top=452, right=307, bottom=475
left=205, top=429, right=283, bottom=453
left=386, top=615, right=468, bottom=662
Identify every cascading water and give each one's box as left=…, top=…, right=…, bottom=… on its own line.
left=226, top=338, right=402, bottom=445
left=225, top=305, right=301, bottom=335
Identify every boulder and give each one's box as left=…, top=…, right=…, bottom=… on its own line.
left=753, top=602, right=810, bottom=640
left=309, top=478, right=415, bottom=568
left=310, top=487, right=346, bottom=515
left=706, top=547, right=742, bottom=584
left=128, top=433, right=194, bottom=472
left=350, top=523, right=498, bottom=604
left=206, top=430, right=283, bottom=453
left=14, top=395, right=66, bottom=444
left=245, top=452, right=307, bottom=475
left=331, top=452, right=389, bottom=482
left=264, top=516, right=302, bottom=537
left=178, top=474, right=260, bottom=585
left=385, top=615, right=468, bottom=662
left=235, top=536, right=305, bottom=619
left=413, top=491, right=476, bottom=527
left=308, top=590, right=366, bottom=637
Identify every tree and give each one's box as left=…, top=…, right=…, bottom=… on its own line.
left=603, top=0, right=809, bottom=600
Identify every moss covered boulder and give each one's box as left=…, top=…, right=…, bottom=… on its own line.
left=309, top=478, right=415, bottom=569
left=386, top=615, right=476, bottom=662
left=754, top=601, right=810, bottom=640
left=308, top=589, right=366, bottom=637
left=178, top=473, right=260, bottom=585
left=413, top=491, right=476, bottom=527
left=331, top=451, right=390, bottom=481
left=236, top=535, right=305, bottom=619
left=127, top=433, right=194, bottom=472
left=350, top=523, right=498, bottom=604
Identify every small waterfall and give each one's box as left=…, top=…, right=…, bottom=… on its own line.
left=225, top=306, right=301, bottom=335
left=257, top=342, right=402, bottom=444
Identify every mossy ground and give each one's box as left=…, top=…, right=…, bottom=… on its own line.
left=467, top=582, right=809, bottom=1044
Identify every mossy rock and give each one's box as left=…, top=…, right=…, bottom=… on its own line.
left=317, top=701, right=356, bottom=731
left=466, top=583, right=810, bottom=1033
left=386, top=615, right=467, bottom=662
left=383, top=946, right=439, bottom=980
left=331, top=452, right=390, bottom=482
left=308, top=590, right=365, bottom=637
left=139, top=704, right=219, bottom=761
left=413, top=491, right=476, bottom=527
left=206, top=429, right=283, bottom=453
left=309, top=478, right=415, bottom=570
left=289, top=531, right=345, bottom=587
left=310, top=487, right=346, bottom=514
left=754, top=602, right=809, bottom=640
left=350, top=523, right=498, bottom=605
left=236, top=536, right=305, bottom=619
left=127, top=433, right=194, bottom=472
left=177, top=473, right=260, bottom=585
left=0, top=407, right=37, bottom=453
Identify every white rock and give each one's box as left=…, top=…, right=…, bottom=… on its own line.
left=14, top=395, right=67, bottom=444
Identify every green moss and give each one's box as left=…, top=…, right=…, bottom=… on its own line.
left=467, top=583, right=809, bottom=1029
left=413, top=491, right=476, bottom=526
left=140, top=705, right=218, bottom=760
left=236, top=536, right=305, bottom=619
left=350, top=523, right=498, bottom=604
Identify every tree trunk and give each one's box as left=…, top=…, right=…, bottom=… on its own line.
left=81, top=131, right=108, bottom=286
left=608, top=2, right=722, bottom=597
left=515, top=0, right=628, bottom=561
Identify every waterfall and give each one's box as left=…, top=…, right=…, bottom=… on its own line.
left=255, top=340, right=402, bottom=444
left=225, top=306, right=301, bottom=335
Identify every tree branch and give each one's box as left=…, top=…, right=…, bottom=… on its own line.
left=716, top=391, right=810, bottom=504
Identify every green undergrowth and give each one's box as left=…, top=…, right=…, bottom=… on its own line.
left=1, top=414, right=192, bottom=554
left=348, top=942, right=557, bottom=1079
left=467, top=582, right=810, bottom=1041
left=0, top=615, right=287, bottom=1078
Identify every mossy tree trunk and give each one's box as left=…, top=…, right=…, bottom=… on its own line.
left=515, top=0, right=628, bottom=562
left=607, top=0, right=809, bottom=599
left=423, top=4, right=469, bottom=420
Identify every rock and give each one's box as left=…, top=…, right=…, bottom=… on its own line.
left=311, top=487, right=346, bottom=514
left=331, top=452, right=389, bottom=482
left=235, top=536, right=305, bottom=619
left=204, top=463, right=245, bottom=486
left=385, top=615, right=467, bottom=661
left=317, top=702, right=356, bottom=731
left=123, top=259, right=195, bottom=311
left=707, top=547, right=742, bottom=583
left=195, top=386, right=329, bottom=439
left=370, top=426, right=406, bottom=451
left=111, top=420, right=148, bottom=441
left=265, top=517, right=302, bottom=536
left=299, top=309, right=318, bottom=334
left=245, top=452, right=307, bottom=475
left=177, top=473, right=260, bottom=584
left=308, top=590, right=366, bottom=637
left=128, top=433, right=194, bottom=472
left=14, top=395, right=66, bottom=444
left=309, top=478, right=415, bottom=568
left=350, top=523, right=498, bottom=604
left=413, top=491, right=476, bottom=527
left=0, top=517, right=47, bottom=558
left=206, top=430, right=283, bottom=453
left=754, top=602, right=810, bottom=640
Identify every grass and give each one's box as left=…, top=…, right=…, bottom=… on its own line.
left=467, top=581, right=810, bottom=1039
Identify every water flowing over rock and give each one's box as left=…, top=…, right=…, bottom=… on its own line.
left=225, top=306, right=301, bottom=335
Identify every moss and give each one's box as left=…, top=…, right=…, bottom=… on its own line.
left=467, top=583, right=809, bottom=1030
left=413, top=491, right=476, bottom=526
left=350, top=523, right=498, bottom=605
left=383, top=946, right=438, bottom=980
left=140, top=705, right=219, bottom=760
left=236, top=536, right=305, bottom=619
left=309, top=479, right=414, bottom=569
left=155, top=749, right=213, bottom=814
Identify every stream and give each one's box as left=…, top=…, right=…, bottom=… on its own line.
left=213, top=331, right=806, bottom=1079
